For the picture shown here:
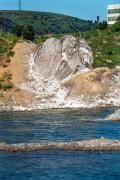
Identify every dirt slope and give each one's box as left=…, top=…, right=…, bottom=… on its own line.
left=0, top=41, right=37, bottom=106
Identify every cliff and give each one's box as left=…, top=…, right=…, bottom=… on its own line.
left=0, top=35, right=120, bottom=111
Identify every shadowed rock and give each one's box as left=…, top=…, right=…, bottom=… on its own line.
left=0, top=138, right=120, bottom=152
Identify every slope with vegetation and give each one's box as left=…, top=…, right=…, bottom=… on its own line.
left=72, top=20, right=120, bottom=68
left=0, top=33, right=20, bottom=93
left=0, top=10, right=92, bottom=35
left=0, top=10, right=120, bottom=96
left=0, top=10, right=93, bottom=95
left=33, top=19, right=120, bottom=69
left=84, top=30, right=120, bottom=68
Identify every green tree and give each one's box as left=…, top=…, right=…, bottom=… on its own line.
left=22, top=25, right=35, bottom=41
left=12, top=25, right=23, bottom=37
left=95, top=21, right=107, bottom=30
left=12, top=24, right=35, bottom=41
left=110, top=19, right=120, bottom=32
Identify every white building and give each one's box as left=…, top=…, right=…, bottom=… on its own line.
left=107, top=4, right=120, bottom=25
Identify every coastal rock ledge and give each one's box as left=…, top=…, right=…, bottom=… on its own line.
left=0, top=138, right=120, bottom=152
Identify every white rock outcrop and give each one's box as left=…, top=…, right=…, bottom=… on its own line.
left=1, top=35, right=120, bottom=111
left=34, top=35, right=93, bottom=81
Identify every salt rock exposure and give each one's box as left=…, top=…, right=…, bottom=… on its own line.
left=0, top=35, right=120, bottom=111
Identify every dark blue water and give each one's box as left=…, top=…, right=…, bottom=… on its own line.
left=0, top=108, right=120, bottom=180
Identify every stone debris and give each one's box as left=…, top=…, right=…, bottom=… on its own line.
left=0, top=138, right=120, bottom=152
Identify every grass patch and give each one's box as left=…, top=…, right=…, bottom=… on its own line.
left=0, top=32, right=20, bottom=67
left=72, top=30, right=120, bottom=68
left=0, top=72, right=13, bottom=91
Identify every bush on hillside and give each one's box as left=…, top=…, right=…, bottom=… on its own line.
left=110, top=19, right=120, bottom=32
left=13, top=24, right=35, bottom=41
left=22, top=25, right=35, bottom=41
left=95, top=21, right=107, bottom=31
left=0, top=72, right=13, bottom=90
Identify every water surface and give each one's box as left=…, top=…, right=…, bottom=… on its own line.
left=0, top=108, right=120, bottom=180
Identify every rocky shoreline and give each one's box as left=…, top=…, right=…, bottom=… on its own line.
left=0, top=138, right=120, bottom=152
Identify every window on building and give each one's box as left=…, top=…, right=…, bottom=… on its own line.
left=108, top=16, right=119, bottom=21
left=108, top=9, right=120, bottom=14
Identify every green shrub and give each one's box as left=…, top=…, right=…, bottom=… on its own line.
left=34, top=35, right=47, bottom=43
left=95, top=21, right=107, bottom=31
left=1, top=82, right=13, bottom=90
left=0, top=92, right=4, bottom=98
left=0, top=77, right=4, bottom=82
left=105, top=50, right=113, bottom=55
left=110, top=20, right=120, bottom=32
left=13, top=24, right=35, bottom=41
left=7, top=50, right=15, bottom=57
left=6, top=73, right=12, bottom=80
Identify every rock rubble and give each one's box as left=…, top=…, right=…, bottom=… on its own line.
left=0, top=138, right=120, bottom=152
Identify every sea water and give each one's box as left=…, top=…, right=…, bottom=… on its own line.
left=0, top=108, right=120, bottom=180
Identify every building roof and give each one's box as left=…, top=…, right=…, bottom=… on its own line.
left=107, top=4, right=120, bottom=10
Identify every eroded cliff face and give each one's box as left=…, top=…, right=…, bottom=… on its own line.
left=0, top=35, right=120, bottom=111
left=17, top=35, right=94, bottom=110
left=34, top=35, right=93, bottom=80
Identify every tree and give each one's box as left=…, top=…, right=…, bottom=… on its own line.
left=22, top=25, right=35, bottom=41
left=95, top=21, right=107, bottom=30
left=12, top=25, right=23, bottom=37
left=110, top=19, right=120, bottom=32
left=12, top=24, right=35, bottom=41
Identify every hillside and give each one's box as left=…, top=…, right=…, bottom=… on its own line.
left=70, top=29, right=120, bottom=68
left=0, top=10, right=92, bottom=35
left=85, top=30, right=120, bottom=68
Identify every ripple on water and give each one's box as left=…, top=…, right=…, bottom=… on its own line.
left=0, top=108, right=120, bottom=180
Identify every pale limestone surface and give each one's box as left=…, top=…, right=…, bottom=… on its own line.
left=34, top=35, right=93, bottom=80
